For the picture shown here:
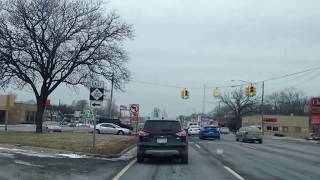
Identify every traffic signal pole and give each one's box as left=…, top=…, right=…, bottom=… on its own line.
left=261, top=81, right=265, bottom=135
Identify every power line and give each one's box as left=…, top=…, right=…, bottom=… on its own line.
left=131, top=66, right=320, bottom=89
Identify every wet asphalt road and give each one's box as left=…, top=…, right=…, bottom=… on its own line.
left=119, top=134, right=320, bottom=180
left=1, top=134, right=320, bottom=180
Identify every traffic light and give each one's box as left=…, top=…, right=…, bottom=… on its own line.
left=249, top=86, right=256, bottom=97
left=245, top=87, right=250, bottom=97
left=181, top=88, right=190, bottom=99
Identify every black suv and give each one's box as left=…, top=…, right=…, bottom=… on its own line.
left=137, top=120, right=188, bottom=163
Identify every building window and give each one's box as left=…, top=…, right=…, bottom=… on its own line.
left=283, top=126, right=289, bottom=133
left=267, top=126, right=272, bottom=131
left=295, top=127, right=301, bottom=133
left=273, top=126, right=279, bottom=131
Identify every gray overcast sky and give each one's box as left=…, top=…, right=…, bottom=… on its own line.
left=7, top=0, right=320, bottom=118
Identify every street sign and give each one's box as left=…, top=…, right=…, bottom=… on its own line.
left=130, top=104, right=139, bottom=113
left=130, top=104, right=140, bottom=123
left=90, top=80, right=104, bottom=108
left=90, top=88, right=104, bottom=101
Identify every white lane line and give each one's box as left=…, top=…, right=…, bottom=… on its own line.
left=195, top=144, right=201, bottom=149
left=14, top=160, right=44, bottom=167
left=224, top=166, right=245, bottom=180
left=244, top=145, right=257, bottom=150
left=112, top=158, right=136, bottom=180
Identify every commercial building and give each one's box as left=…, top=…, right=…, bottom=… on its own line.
left=0, top=95, right=37, bottom=125
left=242, top=115, right=309, bottom=138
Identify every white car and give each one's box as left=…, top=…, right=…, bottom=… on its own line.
left=188, top=125, right=201, bottom=136
left=93, top=123, right=131, bottom=135
left=219, top=127, right=230, bottom=134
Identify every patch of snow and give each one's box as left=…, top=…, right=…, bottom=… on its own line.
left=57, top=154, right=88, bottom=158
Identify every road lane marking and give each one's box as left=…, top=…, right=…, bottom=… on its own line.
left=224, top=166, right=245, bottom=180
left=14, top=160, right=44, bottom=167
left=112, top=158, right=136, bottom=180
left=243, top=145, right=257, bottom=150
left=195, top=144, right=201, bottom=149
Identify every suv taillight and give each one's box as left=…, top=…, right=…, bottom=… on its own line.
left=138, top=130, right=150, bottom=137
left=176, top=130, right=187, bottom=137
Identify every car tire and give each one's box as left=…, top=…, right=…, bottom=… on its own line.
left=137, top=155, right=144, bottom=163
left=181, top=155, right=188, bottom=164
left=117, top=131, right=124, bottom=135
left=96, top=129, right=100, bottom=134
left=259, top=139, right=263, bottom=144
left=236, top=138, right=239, bottom=141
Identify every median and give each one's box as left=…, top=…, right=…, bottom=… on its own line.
left=0, top=131, right=136, bottom=157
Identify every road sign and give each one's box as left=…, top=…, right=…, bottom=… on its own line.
left=89, top=80, right=104, bottom=109
left=130, top=104, right=139, bottom=113
left=90, top=101, right=102, bottom=107
left=130, top=104, right=140, bottom=123
left=90, top=88, right=104, bottom=101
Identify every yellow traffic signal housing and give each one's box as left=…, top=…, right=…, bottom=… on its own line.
left=249, top=86, right=256, bottom=97
left=185, top=89, right=189, bottom=98
left=245, top=87, right=250, bottom=97
left=181, top=88, right=190, bottom=99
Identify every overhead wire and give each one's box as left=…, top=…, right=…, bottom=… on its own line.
left=131, top=66, right=320, bottom=90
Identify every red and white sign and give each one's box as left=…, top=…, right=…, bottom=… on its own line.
left=46, top=99, right=51, bottom=107
left=130, top=104, right=139, bottom=113
left=263, top=118, right=277, bottom=123
left=130, top=104, right=139, bottom=122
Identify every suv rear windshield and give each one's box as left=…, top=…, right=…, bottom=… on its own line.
left=144, top=120, right=181, bottom=133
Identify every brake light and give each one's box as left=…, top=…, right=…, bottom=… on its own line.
left=176, top=130, right=187, bottom=137
left=244, top=131, right=249, bottom=135
left=138, top=130, right=150, bottom=137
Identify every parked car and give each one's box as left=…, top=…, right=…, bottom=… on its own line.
left=219, top=127, right=230, bottom=134
left=97, top=118, right=133, bottom=130
left=92, top=123, right=131, bottom=135
left=45, top=125, right=62, bottom=132
left=188, top=125, right=201, bottom=136
left=199, top=126, right=220, bottom=140
left=236, top=126, right=263, bottom=144
left=137, top=120, right=188, bottom=163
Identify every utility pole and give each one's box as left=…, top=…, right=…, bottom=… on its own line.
left=261, top=81, right=265, bottom=134
left=108, top=73, right=114, bottom=119
left=202, top=84, right=206, bottom=114
left=5, top=95, right=9, bottom=132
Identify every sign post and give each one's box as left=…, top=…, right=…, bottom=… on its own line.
left=90, top=81, right=104, bottom=147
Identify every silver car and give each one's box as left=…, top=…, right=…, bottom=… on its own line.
left=236, top=126, right=263, bottom=143
left=93, top=123, right=131, bottom=135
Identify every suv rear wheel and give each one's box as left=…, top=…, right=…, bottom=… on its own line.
left=137, top=155, right=144, bottom=163
left=181, top=155, right=188, bottom=164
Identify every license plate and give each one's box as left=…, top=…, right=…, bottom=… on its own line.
left=157, top=138, right=167, bottom=144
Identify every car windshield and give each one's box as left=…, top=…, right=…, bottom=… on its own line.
left=190, top=125, right=200, bottom=129
left=144, top=121, right=181, bottom=133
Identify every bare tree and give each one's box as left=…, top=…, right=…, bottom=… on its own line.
left=74, top=99, right=88, bottom=112
left=0, top=0, right=133, bottom=132
left=219, top=88, right=259, bottom=130
left=265, top=88, right=308, bottom=115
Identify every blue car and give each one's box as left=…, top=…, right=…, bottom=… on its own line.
left=199, top=126, right=221, bottom=140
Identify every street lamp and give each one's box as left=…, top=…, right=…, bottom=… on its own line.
left=230, top=79, right=265, bottom=135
